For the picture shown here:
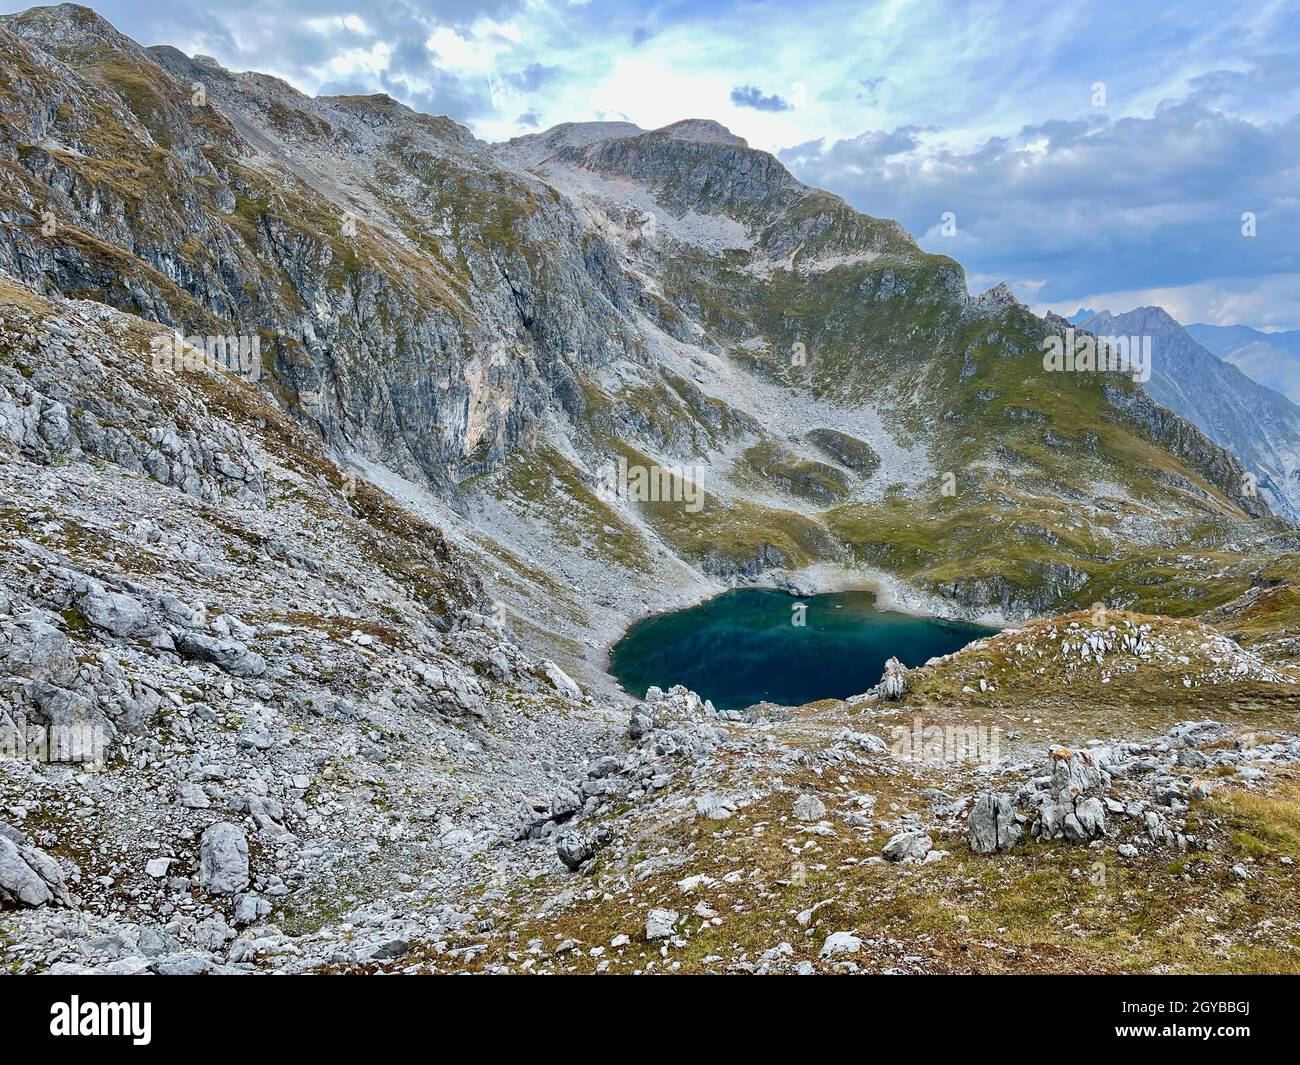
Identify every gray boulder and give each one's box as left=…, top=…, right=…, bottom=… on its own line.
left=793, top=794, right=826, bottom=822
left=0, top=614, right=79, bottom=685
left=540, top=659, right=582, bottom=700
left=556, top=832, right=593, bottom=871
left=820, top=930, right=862, bottom=957
left=368, top=939, right=411, bottom=961
left=0, top=832, right=71, bottom=907
left=232, top=892, right=272, bottom=928
left=1062, top=797, right=1107, bottom=843
left=176, top=633, right=266, bottom=677
left=969, top=792, right=1023, bottom=854
left=1051, top=747, right=1105, bottom=802
left=645, top=908, right=679, bottom=940
left=549, top=785, right=582, bottom=821
left=627, top=709, right=654, bottom=739
left=25, top=682, right=116, bottom=762
left=199, top=822, right=249, bottom=896
left=78, top=588, right=154, bottom=640
left=414, top=660, right=486, bottom=718
left=644, top=685, right=713, bottom=730
left=176, top=782, right=211, bottom=809
left=696, top=794, right=736, bottom=820
left=193, top=914, right=236, bottom=950
left=879, top=657, right=909, bottom=700
left=882, top=830, right=933, bottom=863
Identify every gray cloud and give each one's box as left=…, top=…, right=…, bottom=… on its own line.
left=504, top=62, right=560, bottom=93
left=730, top=85, right=793, bottom=112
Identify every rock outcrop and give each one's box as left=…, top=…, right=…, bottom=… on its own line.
left=1035, top=749, right=1108, bottom=843
left=0, top=824, right=71, bottom=907
left=879, top=657, right=910, bottom=701
left=968, top=793, right=1024, bottom=854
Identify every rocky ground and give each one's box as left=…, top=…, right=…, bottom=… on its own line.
left=0, top=284, right=621, bottom=972
left=396, top=657, right=1300, bottom=975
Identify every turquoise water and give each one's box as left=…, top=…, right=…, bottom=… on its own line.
left=609, top=587, right=994, bottom=712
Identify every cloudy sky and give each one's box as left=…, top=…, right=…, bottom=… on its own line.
left=12, top=0, right=1299, bottom=328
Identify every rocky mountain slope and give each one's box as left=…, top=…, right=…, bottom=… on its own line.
left=1, top=278, right=614, bottom=967
left=1079, top=308, right=1300, bottom=521
left=0, top=5, right=1290, bottom=686
left=2, top=5, right=1299, bottom=974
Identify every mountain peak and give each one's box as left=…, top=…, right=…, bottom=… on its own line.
left=2, top=3, right=136, bottom=52
left=975, top=282, right=1022, bottom=311
left=1083, top=305, right=1183, bottom=335
left=494, top=120, right=644, bottom=168
left=656, top=119, right=747, bottom=147
left=1132, top=304, right=1180, bottom=326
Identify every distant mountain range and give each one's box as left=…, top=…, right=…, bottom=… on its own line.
left=1185, top=323, right=1300, bottom=405
left=1076, top=308, right=1300, bottom=520
left=1067, top=309, right=1300, bottom=406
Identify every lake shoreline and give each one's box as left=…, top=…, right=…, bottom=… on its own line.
left=608, top=586, right=997, bottom=712
left=597, top=561, right=1016, bottom=684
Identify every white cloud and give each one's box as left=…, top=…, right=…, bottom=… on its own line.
left=306, top=15, right=371, bottom=37
left=314, top=42, right=392, bottom=80
left=426, top=18, right=522, bottom=75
